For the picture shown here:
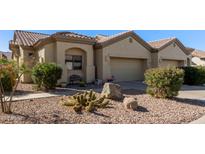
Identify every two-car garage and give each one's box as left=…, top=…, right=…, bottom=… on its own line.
left=95, top=33, right=152, bottom=82
left=95, top=31, right=189, bottom=82
left=160, top=59, right=184, bottom=67
left=110, top=57, right=146, bottom=81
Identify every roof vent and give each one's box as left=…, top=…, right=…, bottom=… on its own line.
left=129, top=37, right=133, bottom=43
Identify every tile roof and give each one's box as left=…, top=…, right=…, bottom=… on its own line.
left=148, top=37, right=176, bottom=48
left=9, top=30, right=193, bottom=56
left=10, top=30, right=95, bottom=47
left=96, top=30, right=133, bottom=43
left=12, top=30, right=50, bottom=47
left=51, top=31, right=95, bottom=41
left=192, top=49, right=205, bottom=58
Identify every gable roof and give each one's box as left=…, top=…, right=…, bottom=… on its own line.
left=148, top=38, right=176, bottom=48
left=12, top=30, right=50, bottom=47
left=51, top=31, right=95, bottom=40
left=148, top=37, right=192, bottom=55
left=192, top=49, right=205, bottom=58
left=9, top=30, right=96, bottom=49
left=96, top=31, right=132, bottom=43
left=95, top=30, right=155, bottom=52
left=9, top=30, right=194, bottom=56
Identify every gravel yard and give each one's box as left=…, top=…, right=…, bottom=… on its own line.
left=0, top=89, right=205, bottom=124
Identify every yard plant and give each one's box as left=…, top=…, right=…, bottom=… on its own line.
left=32, top=63, right=62, bottom=90
left=0, top=63, right=29, bottom=113
left=0, top=59, right=17, bottom=91
left=180, top=66, right=205, bottom=85
left=60, top=90, right=109, bottom=112
left=145, top=67, right=184, bottom=98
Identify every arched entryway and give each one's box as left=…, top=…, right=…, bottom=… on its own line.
left=65, top=48, right=87, bottom=83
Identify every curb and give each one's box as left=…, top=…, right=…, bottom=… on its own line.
left=190, top=115, right=205, bottom=124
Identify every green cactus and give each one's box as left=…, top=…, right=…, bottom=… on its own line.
left=61, top=90, right=109, bottom=113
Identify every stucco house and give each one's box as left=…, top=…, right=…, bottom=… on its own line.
left=191, top=49, right=205, bottom=66
left=9, top=30, right=193, bottom=83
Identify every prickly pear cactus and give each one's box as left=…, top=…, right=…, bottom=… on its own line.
left=60, top=90, right=109, bottom=113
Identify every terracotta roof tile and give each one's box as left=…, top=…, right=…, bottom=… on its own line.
left=148, top=37, right=176, bottom=48
left=51, top=31, right=95, bottom=41
left=96, top=30, right=133, bottom=43
left=192, top=49, right=205, bottom=58
left=13, top=30, right=50, bottom=46
left=10, top=30, right=96, bottom=47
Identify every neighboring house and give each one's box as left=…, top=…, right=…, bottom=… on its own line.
left=9, top=30, right=193, bottom=83
left=148, top=38, right=193, bottom=68
left=191, top=49, right=205, bottom=66
left=0, top=51, right=8, bottom=59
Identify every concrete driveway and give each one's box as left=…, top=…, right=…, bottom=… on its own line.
left=177, top=85, right=205, bottom=102
left=117, top=81, right=205, bottom=102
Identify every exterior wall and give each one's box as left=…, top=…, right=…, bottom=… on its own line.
left=158, top=43, right=188, bottom=67
left=160, top=59, right=183, bottom=67
left=55, top=41, right=95, bottom=83
left=187, top=54, right=192, bottom=66
left=94, top=48, right=103, bottom=79
left=98, top=37, right=151, bottom=80
left=19, top=47, right=37, bottom=83
left=37, top=43, right=56, bottom=63
left=151, top=52, right=159, bottom=68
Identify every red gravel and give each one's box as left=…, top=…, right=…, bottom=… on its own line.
left=0, top=89, right=205, bottom=124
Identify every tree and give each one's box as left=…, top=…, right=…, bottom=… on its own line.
left=0, top=63, right=30, bottom=114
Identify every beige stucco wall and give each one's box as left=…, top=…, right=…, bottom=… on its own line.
left=187, top=54, right=192, bottom=66
left=19, top=46, right=37, bottom=83
left=55, top=41, right=95, bottom=83
left=151, top=52, right=159, bottom=68
left=158, top=43, right=188, bottom=67
left=96, top=37, right=151, bottom=80
left=38, top=43, right=56, bottom=63
left=94, top=48, right=103, bottom=80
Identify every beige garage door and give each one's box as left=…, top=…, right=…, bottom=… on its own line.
left=161, top=59, right=180, bottom=67
left=110, top=58, right=145, bottom=81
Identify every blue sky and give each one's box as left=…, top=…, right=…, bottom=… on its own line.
left=1, top=30, right=205, bottom=52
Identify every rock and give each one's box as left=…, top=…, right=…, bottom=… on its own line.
left=101, top=83, right=123, bottom=100
left=123, top=97, right=138, bottom=110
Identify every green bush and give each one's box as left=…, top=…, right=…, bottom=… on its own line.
left=145, top=67, right=184, bottom=98
left=0, top=59, right=17, bottom=91
left=180, top=66, right=205, bottom=85
left=32, top=63, right=62, bottom=90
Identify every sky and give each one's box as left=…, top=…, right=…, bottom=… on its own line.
left=1, top=30, right=205, bottom=52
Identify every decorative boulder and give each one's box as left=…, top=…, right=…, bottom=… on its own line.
left=101, top=83, right=123, bottom=100
left=123, top=97, right=138, bottom=110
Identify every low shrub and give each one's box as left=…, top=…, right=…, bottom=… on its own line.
left=32, top=63, right=62, bottom=90
left=0, top=59, right=17, bottom=91
left=180, top=66, right=205, bottom=85
left=145, top=67, right=184, bottom=98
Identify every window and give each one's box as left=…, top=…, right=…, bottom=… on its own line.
left=65, top=55, right=82, bottom=70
